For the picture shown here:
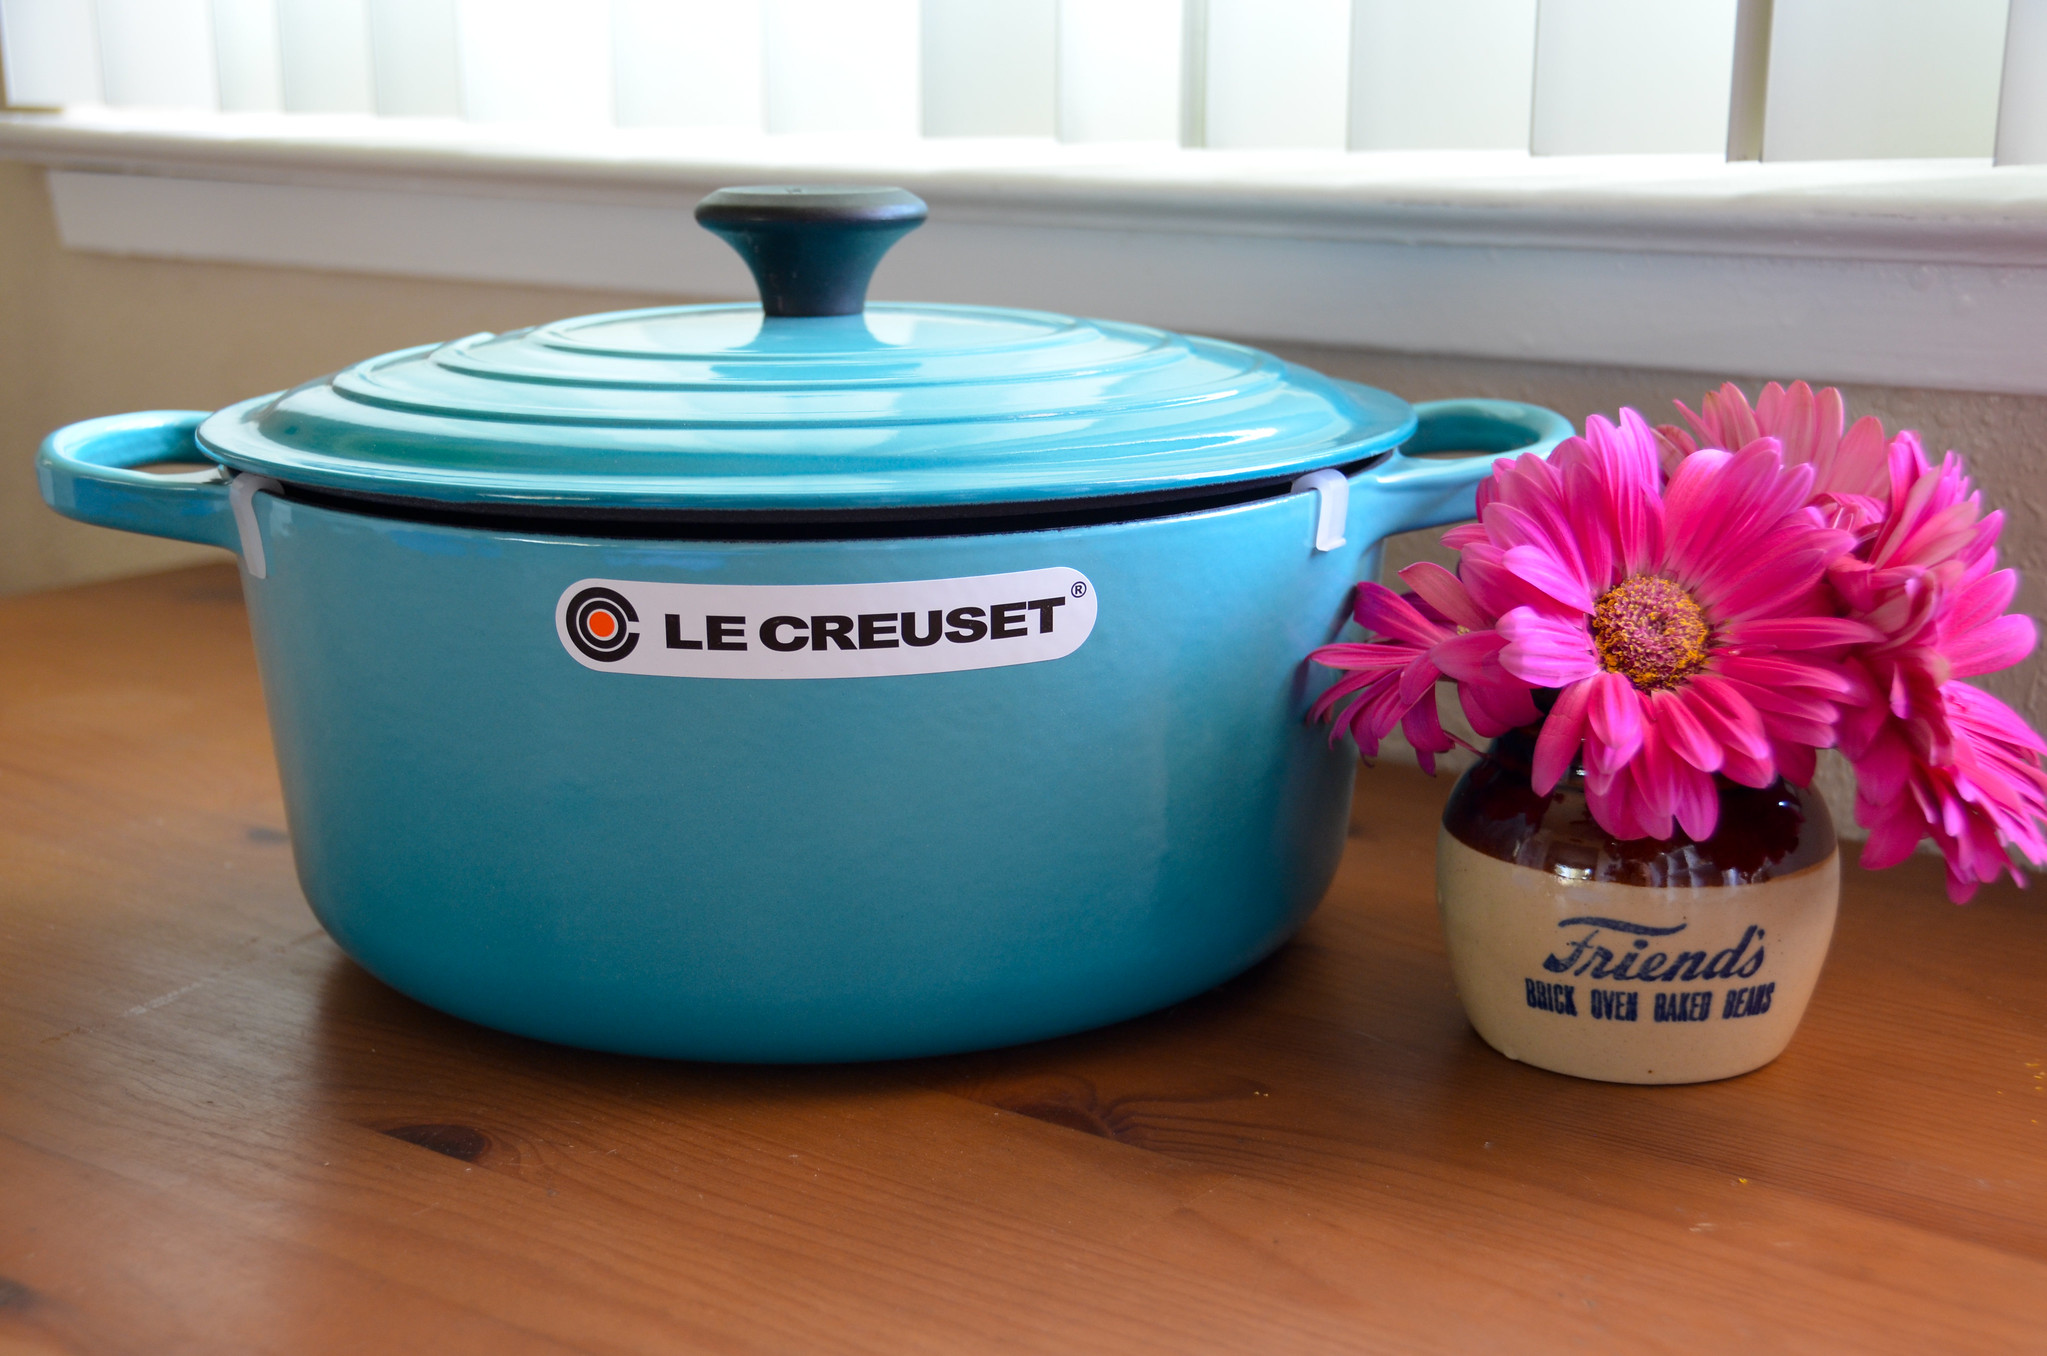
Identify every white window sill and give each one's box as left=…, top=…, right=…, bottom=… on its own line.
left=7, top=108, right=2047, bottom=393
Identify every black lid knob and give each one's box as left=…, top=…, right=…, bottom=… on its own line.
left=695, top=185, right=928, bottom=319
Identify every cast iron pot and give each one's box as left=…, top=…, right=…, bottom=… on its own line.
left=39, top=187, right=1569, bottom=1061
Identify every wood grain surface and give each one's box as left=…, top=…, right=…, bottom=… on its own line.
left=1, top=565, right=2041, bottom=1355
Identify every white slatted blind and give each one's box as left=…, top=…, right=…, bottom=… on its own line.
left=1763, top=0, right=2007, bottom=161
left=212, top=0, right=280, bottom=112
left=277, top=0, right=371, bottom=113
left=98, top=0, right=216, bottom=109
left=4, top=0, right=2043, bottom=170
left=1723, top=0, right=1769, bottom=160
left=1998, top=0, right=2047, bottom=164
left=368, top=0, right=458, bottom=117
left=762, top=0, right=918, bottom=136
left=1055, top=0, right=1181, bottom=144
left=457, top=0, right=611, bottom=125
left=614, top=0, right=762, bottom=130
left=1348, top=0, right=1536, bottom=151
left=921, top=0, right=1053, bottom=137
left=1202, top=0, right=1348, bottom=150
left=1, top=0, right=101, bottom=107
left=1531, top=0, right=1739, bottom=155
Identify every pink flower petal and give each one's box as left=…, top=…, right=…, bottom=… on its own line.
left=1671, top=759, right=1719, bottom=840
left=1830, top=416, right=1890, bottom=498
left=1755, top=381, right=1825, bottom=467
left=1497, top=605, right=1600, bottom=688
left=1558, top=461, right=1616, bottom=591
left=1719, top=743, right=1775, bottom=788
left=1309, top=642, right=1414, bottom=672
left=1460, top=677, right=1541, bottom=740
left=1698, top=523, right=1849, bottom=619
left=1669, top=441, right=1819, bottom=590
left=1431, top=628, right=1509, bottom=684
left=1396, top=654, right=1442, bottom=710
left=1456, top=544, right=1567, bottom=618
left=1585, top=671, right=1645, bottom=773
left=1351, top=582, right=1447, bottom=647
left=1441, top=522, right=1488, bottom=551
left=1611, top=409, right=1670, bottom=496
left=1717, top=616, right=1882, bottom=653
left=1858, top=811, right=1924, bottom=872
left=1948, top=681, right=2047, bottom=755
left=1310, top=667, right=1395, bottom=737
left=1635, top=717, right=1680, bottom=840
left=1684, top=673, right=1772, bottom=758
left=1849, top=728, right=1913, bottom=807
left=1759, top=714, right=1837, bottom=750
left=1398, top=561, right=1492, bottom=632
left=1944, top=567, right=2019, bottom=638
left=1653, top=689, right=1724, bottom=773
left=1688, top=383, right=1763, bottom=452
left=1401, top=686, right=1453, bottom=776
left=1406, top=592, right=1453, bottom=627
left=1532, top=678, right=1592, bottom=794
left=1712, top=678, right=1838, bottom=728
left=1774, top=739, right=1818, bottom=787
left=1502, top=543, right=1596, bottom=613
left=1713, top=654, right=1857, bottom=699
left=1587, top=761, right=1659, bottom=841
left=1944, top=613, right=2036, bottom=679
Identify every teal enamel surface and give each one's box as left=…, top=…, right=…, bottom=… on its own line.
left=41, top=401, right=1569, bottom=1061
left=231, top=489, right=1363, bottom=1059
left=37, top=411, right=240, bottom=551
left=193, top=303, right=1418, bottom=511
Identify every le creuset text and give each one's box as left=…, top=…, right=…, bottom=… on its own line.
left=1522, top=915, right=1775, bottom=1026
left=748, top=599, right=1070, bottom=652
left=555, top=568, right=1099, bottom=681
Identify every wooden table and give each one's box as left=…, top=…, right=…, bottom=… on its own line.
left=2, top=565, right=2042, bottom=1355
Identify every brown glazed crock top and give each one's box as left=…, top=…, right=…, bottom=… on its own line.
left=1442, top=728, right=1837, bottom=888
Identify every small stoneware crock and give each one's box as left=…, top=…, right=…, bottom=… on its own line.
left=40, top=185, right=1571, bottom=1061
left=1437, top=730, right=1840, bottom=1084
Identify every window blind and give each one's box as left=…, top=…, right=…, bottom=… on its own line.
left=2, top=0, right=2041, bottom=163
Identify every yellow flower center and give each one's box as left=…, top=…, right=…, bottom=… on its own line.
left=1590, top=576, right=1710, bottom=692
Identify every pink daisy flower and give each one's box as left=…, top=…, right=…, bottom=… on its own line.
left=1851, top=682, right=2047, bottom=903
left=1451, top=410, right=1864, bottom=842
left=1655, top=381, right=1889, bottom=534
left=1831, top=432, right=2044, bottom=899
left=1310, top=383, right=2047, bottom=899
left=1308, top=563, right=1538, bottom=775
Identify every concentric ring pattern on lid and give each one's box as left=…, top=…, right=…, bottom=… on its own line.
left=193, top=187, right=1416, bottom=514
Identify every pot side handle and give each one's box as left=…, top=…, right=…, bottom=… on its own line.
left=38, top=411, right=243, bottom=554
left=1349, top=398, right=1574, bottom=544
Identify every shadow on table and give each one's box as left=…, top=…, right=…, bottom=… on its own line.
left=301, top=900, right=1532, bottom=1187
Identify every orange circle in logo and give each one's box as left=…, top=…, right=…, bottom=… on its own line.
left=588, top=611, right=617, bottom=639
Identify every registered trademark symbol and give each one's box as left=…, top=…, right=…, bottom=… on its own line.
left=1070, top=581, right=1087, bottom=598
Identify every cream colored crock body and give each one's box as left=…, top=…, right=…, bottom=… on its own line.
left=1436, top=833, right=1839, bottom=1084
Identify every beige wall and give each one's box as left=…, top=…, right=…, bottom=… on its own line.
left=5, top=158, right=2042, bottom=811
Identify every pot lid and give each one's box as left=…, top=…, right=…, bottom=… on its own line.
left=196, top=186, right=1415, bottom=514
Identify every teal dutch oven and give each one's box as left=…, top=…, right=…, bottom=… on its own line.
left=38, top=187, right=1569, bottom=1061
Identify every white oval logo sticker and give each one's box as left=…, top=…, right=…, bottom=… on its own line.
left=556, top=569, right=1097, bottom=679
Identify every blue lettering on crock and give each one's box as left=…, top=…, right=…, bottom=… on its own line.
left=1721, top=982, right=1776, bottom=1019
left=1525, top=978, right=1578, bottom=1016
left=1589, top=989, right=1639, bottom=1021
left=1653, top=991, right=1714, bottom=1022
left=1544, top=917, right=1766, bottom=984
